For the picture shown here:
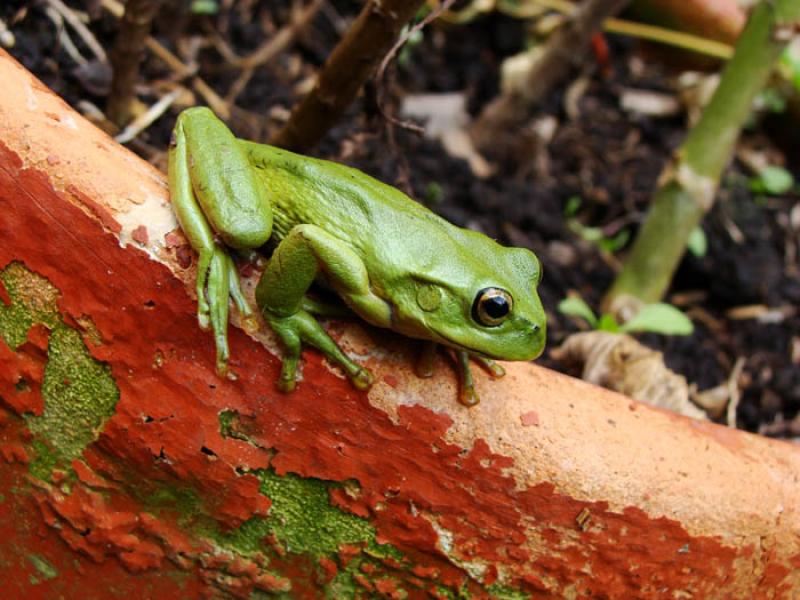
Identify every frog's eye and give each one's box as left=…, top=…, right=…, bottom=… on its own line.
left=473, top=288, right=513, bottom=327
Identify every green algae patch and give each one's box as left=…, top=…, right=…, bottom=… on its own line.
left=216, top=469, right=374, bottom=558
left=0, top=262, right=60, bottom=349
left=487, top=584, right=530, bottom=600
left=29, top=325, right=119, bottom=472
left=143, top=484, right=205, bottom=527
left=27, top=554, right=58, bottom=582
left=0, top=262, right=119, bottom=479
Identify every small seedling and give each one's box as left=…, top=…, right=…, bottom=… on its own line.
left=749, top=165, right=794, bottom=196
left=564, top=197, right=630, bottom=253
left=191, top=0, right=219, bottom=14
left=558, top=296, right=694, bottom=335
left=687, top=226, right=707, bottom=258
left=568, top=220, right=630, bottom=253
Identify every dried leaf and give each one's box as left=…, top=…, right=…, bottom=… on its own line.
left=552, top=331, right=709, bottom=419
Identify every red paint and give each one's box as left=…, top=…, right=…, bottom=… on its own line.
left=0, top=323, right=48, bottom=416
left=131, top=225, right=149, bottom=245
left=318, top=556, right=338, bottom=582
left=0, top=135, right=794, bottom=598
left=520, top=410, right=540, bottom=427
left=0, top=415, right=208, bottom=599
left=0, top=277, right=10, bottom=305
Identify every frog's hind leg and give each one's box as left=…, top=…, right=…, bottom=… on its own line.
left=168, top=108, right=272, bottom=376
left=256, top=224, right=390, bottom=393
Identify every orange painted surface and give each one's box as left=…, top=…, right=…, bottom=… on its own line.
left=1, top=49, right=799, bottom=598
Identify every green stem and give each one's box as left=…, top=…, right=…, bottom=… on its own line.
left=605, top=0, right=800, bottom=308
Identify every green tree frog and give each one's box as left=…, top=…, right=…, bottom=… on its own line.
left=168, top=107, right=546, bottom=405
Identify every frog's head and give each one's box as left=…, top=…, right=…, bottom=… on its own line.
left=393, top=234, right=546, bottom=361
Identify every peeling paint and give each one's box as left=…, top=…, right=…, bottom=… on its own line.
left=2, top=57, right=800, bottom=597
left=0, top=262, right=119, bottom=480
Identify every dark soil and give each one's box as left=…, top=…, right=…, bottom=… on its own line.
left=3, top=1, right=798, bottom=438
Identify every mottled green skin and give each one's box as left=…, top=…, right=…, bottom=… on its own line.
left=169, top=107, right=546, bottom=403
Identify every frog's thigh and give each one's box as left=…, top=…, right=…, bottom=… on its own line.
left=256, top=224, right=389, bottom=323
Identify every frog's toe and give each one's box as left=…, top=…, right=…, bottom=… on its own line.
left=469, top=354, right=506, bottom=379
left=240, top=313, right=260, bottom=335
left=459, top=386, right=480, bottom=407
left=197, top=309, right=211, bottom=331
left=350, top=367, right=373, bottom=390
left=278, top=373, right=297, bottom=393
left=415, top=341, right=438, bottom=378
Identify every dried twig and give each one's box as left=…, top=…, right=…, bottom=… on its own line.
left=45, top=0, right=108, bottom=63
left=373, top=0, right=458, bottom=134
left=101, top=0, right=229, bottom=119
left=114, top=87, right=184, bottom=144
left=43, top=6, right=88, bottom=66
left=271, top=0, right=429, bottom=151
left=225, top=0, right=325, bottom=105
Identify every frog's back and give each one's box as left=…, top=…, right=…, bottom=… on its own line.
left=244, top=141, right=465, bottom=267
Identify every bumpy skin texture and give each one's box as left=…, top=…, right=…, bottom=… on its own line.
left=168, top=107, right=546, bottom=404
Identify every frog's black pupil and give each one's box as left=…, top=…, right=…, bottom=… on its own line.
left=483, top=296, right=509, bottom=319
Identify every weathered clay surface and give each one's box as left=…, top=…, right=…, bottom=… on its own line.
left=1, top=49, right=799, bottom=598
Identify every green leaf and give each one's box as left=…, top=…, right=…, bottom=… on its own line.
left=564, top=195, right=582, bottom=217
left=597, top=229, right=630, bottom=253
left=557, top=296, right=597, bottom=327
left=750, top=166, right=794, bottom=195
left=424, top=182, right=443, bottom=205
left=597, top=313, right=620, bottom=332
left=687, top=226, right=707, bottom=257
left=619, top=303, right=694, bottom=336
left=191, top=0, right=218, bottom=14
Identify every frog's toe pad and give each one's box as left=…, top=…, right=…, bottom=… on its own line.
left=459, top=387, right=480, bottom=407
left=277, top=374, right=297, bottom=393
left=351, top=367, right=373, bottom=390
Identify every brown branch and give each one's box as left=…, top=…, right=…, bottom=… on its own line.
left=271, top=0, right=428, bottom=151
left=106, top=0, right=162, bottom=127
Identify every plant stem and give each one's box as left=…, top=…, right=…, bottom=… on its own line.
left=271, top=0, right=427, bottom=151
left=605, top=0, right=800, bottom=309
left=106, top=0, right=161, bottom=127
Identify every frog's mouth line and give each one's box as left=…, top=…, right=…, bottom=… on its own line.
left=433, top=326, right=543, bottom=362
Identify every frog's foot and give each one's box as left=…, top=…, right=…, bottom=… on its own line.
left=415, top=341, right=439, bottom=378
left=455, top=350, right=480, bottom=407
left=471, top=355, right=506, bottom=379
left=264, top=308, right=373, bottom=393
left=197, top=245, right=255, bottom=376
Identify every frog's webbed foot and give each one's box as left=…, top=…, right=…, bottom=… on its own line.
left=264, top=307, right=373, bottom=393
left=196, top=245, right=254, bottom=376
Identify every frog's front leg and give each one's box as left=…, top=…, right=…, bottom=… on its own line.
left=257, top=224, right=391, bottom=393
left=446, top=350, right=507, bottom=406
